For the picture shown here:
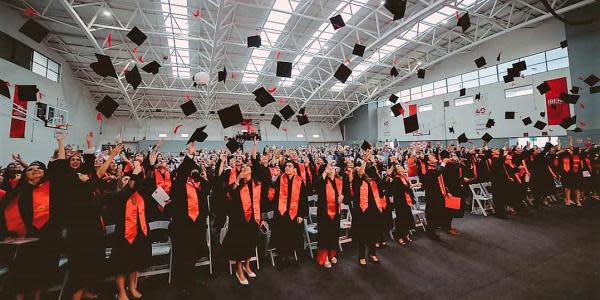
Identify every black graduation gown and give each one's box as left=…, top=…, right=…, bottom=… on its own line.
left=316, top=177, right=341, bottom=249
left=270, top=175, right=308, bottom=254
left=251, top=157, right=274, bottom=212
left=146, top=165, right=173, bottom=222
left=388, top=177, right=415, bottom=238
left=350, top=177, right=385, bottom=245
left=442, top=162, right=464, bottom=219
left=490, top=157, right=511, bottom=215
left=422, top=167, right=446, bottom=231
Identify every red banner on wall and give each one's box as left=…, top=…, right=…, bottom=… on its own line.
left=10, top=85, right=28, bottom=138
left=545, top=77, right=571, bottom=125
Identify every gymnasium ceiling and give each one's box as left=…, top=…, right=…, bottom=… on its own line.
left=0, top=0, right=592, bottom=126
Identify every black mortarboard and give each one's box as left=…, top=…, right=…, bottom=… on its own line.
left=560, top=40, right=568, bottom=48
left=186, top=126, right=208, bottom=144
left=334, top=63, right=352, bottom=83
left=559, top=92, right=580, bottom=104
left=127, top=26, right=147, bottom=46
left=19, top=85, right=38, bottom=102
left=279, top=105, right=295, bottom=120
left=417, top=68, right=425, bottom=79
left=125, top=66, right=142, bottom=90
left=503, top=75, right=514, bottom=83
left=449, top=126, right=455, bottom=134
left=507, top=67, right=520, bottom=78
left=96, top=95, right=119, bottom=118
left=141, top=61, right=161, bottom=75
left=481, top=132, right=493, bottom=143
left=570, top=86, right=580, bottom=94
left=218, top=67, right=227, bottom=82
left=496, top=51, right=501, bottom=62
left=226, top=138, right=240, bottom=153
left=389, top=94, right=399, bottom=103
left=534, top=120, right=547, bottom=130
left=403, top=114, right=419, bottom=134
left=271, top=114, right=282, bottom=129
left=475, top=92, right=481, bottom=100
left=180, top=100, right=197, bottom=117
left=390, top=103, right=404, bottom=117
left=522, top=117, right=532, bottom=126
left=218, top=104, right=243, bottom=129
left=457, top=133, right=468, bottom=144
left=573, top=127, right=582, bottom=133
left=486, top=118, right=495, bottom=128
left=276, top=61, right=292, bottom=78
left=536, top=81, right=551, bottom=94
left=459, top=88, right=466, bottom=96
left=384, top=0, right=407, bottom=20
left=591, top=86, right=600, bottom=94
left=330, top=14, right=346, bottom=30
left=253, top=87, right=276, bottom=107
left=298, top=107, right=306, bottom=116
left=0, top=80, right=9, bottom=99
left=19, top=19, right=49, bottom=43
left=353, top=43, right=366, bottom=57
left=297, top=114, right=309, bottom=126
left=475, top=56, right=486, bottom=68
left=361, top=140, right=372, bottom=151
left=390, top=66, right=399, bottom=77
left=457, top=13, right=471, bottom=33
left=560, top=116, right=576, bottom=129
left=540, top=112, right=546, bottom=117
left=90, top=54, right=118, bottom=78
left=247, top=35, right=261, bottom=48
left=505, top=111, right=515, bottom=119
left=512, top=61, right=527, bottom=72
left=583, top=74, right=599, bottom=86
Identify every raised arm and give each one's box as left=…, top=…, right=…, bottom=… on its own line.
left=97, top=144, right=124, bottom=178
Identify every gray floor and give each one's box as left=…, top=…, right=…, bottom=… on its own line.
left=97, top=200, right=600, bottom=300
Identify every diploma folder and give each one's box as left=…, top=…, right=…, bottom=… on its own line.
left=152, top=186, right=170, bottom=207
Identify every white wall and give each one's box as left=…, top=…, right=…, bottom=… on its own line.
left=0, top=11, right=98, bottom=166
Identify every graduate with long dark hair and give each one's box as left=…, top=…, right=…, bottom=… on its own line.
left=315, top=161, right=343, bottom=269
left=387, top=163, right=419, bottom=245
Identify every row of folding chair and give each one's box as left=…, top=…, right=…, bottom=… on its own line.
left=469, top=182, right=495, bottom=216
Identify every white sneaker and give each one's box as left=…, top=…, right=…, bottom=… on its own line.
left=236, top=272, right=249, bottom=285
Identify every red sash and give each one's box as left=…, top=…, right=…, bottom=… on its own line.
left=359, top=180, right=386, bottom=212
left=407, top=158, right=417, bottom=177
left=278, top=175, right=302, bottom=220
left=186, top=180, right=199, bottom=222
left=572, top=156, right=581, bottom=173
left=346, top=169, right=354, bottom=196
left=228, top=168, right=238, bottom=185
left=399, top=175, right=413, bottom=206
left=125, top=192, right=148, bottom=244
left=4, top=195, right=27, bottom=237
left=240, top=181, right=262, bottom=223
left=155, top=169, right=171, bottom=194
left=32, top=181, right=50, bottom=230
left=298, top=164, right=307, bottom=183
left=325, top=177, right=342, bottom=219
left=439, top=174, right=460, bottom=210
left=419, top=161, right=427, bottom=175
left=562, top=157, right=571, bottom=173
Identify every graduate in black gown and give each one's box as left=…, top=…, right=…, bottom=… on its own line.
left=315, top=161, right=343, bottom=269
left=421, top=154, right=451, bottom=240
left=490, top=150, right=511, bottom=219
left=440, top=152, right=463, bottom=234
left=387, top=163, right=418, bottom=245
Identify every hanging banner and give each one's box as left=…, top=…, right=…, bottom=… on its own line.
left=545, top=77, right=571, bottom=125
left=10, top=85, right=27, bottom=138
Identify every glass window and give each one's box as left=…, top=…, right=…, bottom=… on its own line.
left=478, top=65, right=496, bottom=77
left=400, top=89, right=410, bottom=102
left=421, top=83, right=433, bottom=91
left=547, top=57, right=569, bottom=70
left=422, top=89, right=434, bottom=98
left=30, top=51, right=60, bottom=82
left=479, top=74, right=498, bottom=85
left=454, top=96, right=474, bottom=106
left=463, top=79, right=479, bottom=89
left=447, top=75, right=462, bottom=92
left=546, top=47, right=568, bottom=61
left=418, top=104, right=433, bottom=112
left=461, top=70, right=478, bottom=81
left=505, top=85, right=533, bottom=98
left=434, top=79, right=447, bottom=95
left=498, top=60, right=518, bottom=77
left=411, top=86, right=422, bottom=100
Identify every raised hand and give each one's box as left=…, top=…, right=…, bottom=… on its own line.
left=110, top=144, right=124, bottom=158
left=149, top=150, right=158, bottom=166
left=12, top=154, right=22, bottom=162
left=86, top=131, right=94, bottom=147
left=56, top=132, right=66, bottom=143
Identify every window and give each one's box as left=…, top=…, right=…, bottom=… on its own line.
left=421, top=83, right=434, bottom=98
left=546, top=47, right=568, bottom=61
left=158, top=133, right=168, bottom=138
left=296, top=134, right=304, bottom=138
left=434, top=80, right=447, bottom=95
left=521, top=53, right=546, bottom=75
left=462, top=71, right=479, bottom=89
left=505, top=85, right=533, bottom=98
left=399, top=89, right=410, bottom=102
left=418, top=104, right=433, bottom=112
left=447, top=75, right=462, bottom=92
left=411, top=86, right=422, bottom=100
left=498, top=60, right=518, bottom=77
left=32, top=51, right=60, bottom=82
left=547, top=57, right=569, bottom=70
left=478, top=66, right=497, bottom=86
left=454, top=96, right=474, bottom=106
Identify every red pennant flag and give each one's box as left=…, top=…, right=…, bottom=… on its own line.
left=276, top=51, right=281, bottom=59
left=392, top=57, right=398, bottom=65
left=137, top=56, right=144, bottom=63
left=96, top=112, right=103, bottom=122
left=267, top=87, right=277, bottom=93
left=163, top=55, right=169, bottom=60
left=277, top=97, right=285, bottom=105
left=106, top=32, right=112, bottom=48
left=185, top=95, right=191, bottom=101
left=580, top=103, right=585, bottom=109
left=173, top=124, right=183, bottom=134
left=344, top=59, right=350, bottom=64
left=133, top=47, right=138, bottom=55
left=579, top=121, right=586, bottom=127
left=193, top=8, right=201, bottom=18
left=282, top=128, right=288, bottom=132
left=24, top=7, right=38, bottom=17
left=231, top=73, right=237, bottom=79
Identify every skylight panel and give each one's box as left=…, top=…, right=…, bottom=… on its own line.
left=331, top=82, right=347, bottom=92
left=161, top=0, right=191, bottom=78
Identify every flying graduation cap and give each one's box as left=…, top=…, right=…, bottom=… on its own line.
left=125, top=66, right=142, bottom=90
left=513, top=61, right=527, bottom=72
left=459, top=88, right=466, bottom=96
left=390, top=103, right=404, bottom=117
left=522, top=117, right=532, bottom=126
left=390, top=66, right=399, bottom=77
left=127, top=26, right=147, bottom=46
left=90, top=54, right=118, bottom=78
left=361, top=140, right=372, bottom=151
left=298, top=107, right=306, bottom=116
left=334, top=63, right=352, bottom=83
left=384, top=0, right=407, bottom=20
left=389, top=94, right=399, bottom=103
left=536, top=81, right=551, bottom=94
left=560, top=115, right=576, bottom=129
left=253, top=87, right=276, bottom=107
left=583, top=74, right=599, bottom=87
left=279, top=105, right=295, bottom=120
left=271, top=114, right=283, bottom=129
left=474, top=56, right=486, bottom=68
left=1, top=79, right=10, bottom=99
left=330, top=14, right=346, bottom=30
left=533, top=120, right=547, bottom=130
left=457, top=13, right=471, bottom=33
left=560, top=40, right=568, bottom=48
left=226, top=138, right=240, bottom=153
left=591, top=86, right=600, bottom=94
left=96, top=95, right=119, bottom=118
left=180, top=100, right=198, bottom=117
left=457, top=133, right=468, bottom=144
left=297, top=114, right=309, bottom=126
left=403, top=114, right=419, bottom=134
left=218, top=67, right=227, bottom=82
left=505, top=111, right=515, bottom=119
left=559, top=92, right=580, bottom=104
left=417, top=69, right=425, bottom=79
left=186, top=126, right=208, bottom=144
left=276, top=61, right=292, bottom=78
left=19, top=19, right=49, bottom=43
left=218, top=104, right=244, bottom=129
left=247, top=35, right=261, bottom=48
left=481, top=132, right=493, bottom=143
left=570, top=86, right=580, bottom=94
left=486, top=118, right=495, bottom=128
left=449, top=126, right=455, bottom=134
left=353, top=43, right=366, bottom=57
left=141, top=61, right=161, bottom=74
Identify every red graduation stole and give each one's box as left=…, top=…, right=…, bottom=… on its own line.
left=124, top=192, right=148, bottom=244
left=239, top=180, right=262, bottom=223
left=359, top=180, right=386, bottom=212
left=4, top=195, right=27, bottom=237
left=325, top=177, right=342, bottom=219
left=9, top=178, right=19, bottom=189
left=398, top=175, right=413, bottom=206
left=228, top=168, right=238, bottom=185
left=419, top=161, right=427, bottom=175
left=267, top=167, right=278, bottom=201
left=346, top=169, right=354, bottom=196
left=297, top=164, right=307, bottom=183
left=32, top=181, right=50, bottom=230
left=439, top=174, right=460, bottom=210
left=572, top=155, right=581, bottom=173
left=562, top=157, right=571, bottom=173
left=186, top=179, right=200, bottom=222
left=278, top=175, right=302, bottom=220
left=154, top=169, right=172, bottom=194
left=407, top=158, right=417, bottom=177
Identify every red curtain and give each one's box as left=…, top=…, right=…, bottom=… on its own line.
left=545, top=77, right=571, bottom=125
left=9, top=85, right=28, bottom=138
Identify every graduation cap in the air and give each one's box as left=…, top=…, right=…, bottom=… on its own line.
left=522, top=117, right=532, bottom=126
left=218, top=67, right=227, bottom=82
left=334, top=63, right=352, bottom=83
left=247, top=35, right=261, bottom=48
left=186, top=126, right=208, bottom=145
left=279, top=105, right=295, bottom=120
left=361, top=140, right=372, bottom=151
left=584, top=74, right=599, bottom=87
left=505, top=111, right=515, bottom=119
left=297, top=114, right=309, bottom=126
left=180, top=100, right=198, bottom=117
left=271, top=114, right=283, bottom=129
left=218, top=104, right=243, bottom=129
left=475, top=56, right=486, bottom=68
left=226, top=138, right=240, bottom=153
left=96, top=95, right=119, bottom=118
left=507, top=67, right=520, bottom=79
left=127, top=26, right=147, bottom=46
left=253, top=87, right=276, bottom=107
left=573, top=127, right=583, bottom=133
left=560, top=40, right=568, bottom=48
left=559, top=92, right=580, bottom=104
left=534, top=120, right=547, bottom=130
left=503, top=75, right=515, bottom=83
left=403, top=114, right=419, bottom=134
left=330, top=14, right=346, bottom=30
left=560, top=115, right=576, bottom=129
left=353, top=43, right=366, bottom=57
left=19, top=19, right=49, bottom=43
left=449, top=126, right=455, bottom=134
left=457, top=13, right=471, bottom=33
left=276, top=61, right=292, bottom=78
left=390, top=103, right=404, bottom=117
left=536, top=81, right=551, bottom=94
left=540, top=112, right=546, bottom=118
left=417, top=69, right=425, bottom=79
left=591, top=86, right=600, bottom=94
left=125, top=66, right=142, bottom=90
left=141, top=61, right=161, bottom=75
left=90, top=54, right=118, bottom=78
left=459, top=88, right=466, bottom=96
left=389, top=94, right=399, bottom=103
left=1, top=80, right=10, bottom=99
left=384, top=0, right=407, bottom=20
left=481, top=132, right=493, bottom=143
left=570, top=86, right=580, bottom=94
left=298, top=107, right=306, bottom=116
left=512, top=61, right=527, bottom=72
left=475, top=92, right=481, bottom=100
left=18, top=85, right=38, bottom=102
left=390, top=66, right=399, bottom=77
left=486, top=118, right=495, bottom=128
left=496, top=51, right=502, bottom=62
left=457, top=133, right=469, bottom=144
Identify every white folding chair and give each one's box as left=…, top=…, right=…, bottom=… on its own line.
left=412, top=189, right=427, bottom=211
left=308, top=206, right=318, bottom=223
left=139, top=221, right=172, bottom=279
left=481, top=182, right=493, bottom=198
left=307, top=195, right=318, bottom=207
left=338, top=204, right=352, bottom=251
left=303, top=219, right=318, bottom=258
left=469, top=183, right=495, bottom=216
left=194, top=216, right=212, bottom=275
